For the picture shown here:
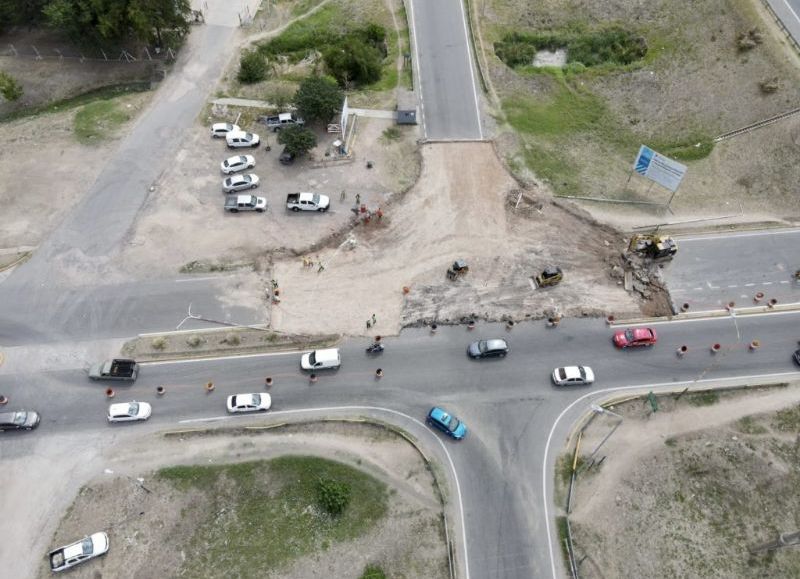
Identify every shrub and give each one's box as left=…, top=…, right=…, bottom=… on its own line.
left=151, top=337, right=168, bottom=350
left=238, top=49, right=268, bottom=83
left=222, top=333, right=241, bottom=346
left=759, top=77, right=780, bottom=94
left=360, top=565, right=387, bottom=579
left=316, top=477, right=351, bottom=516
left=323, top=37, right=383, bottom=87
left=0, top=71, right=23, bottom=101
left=186, top=335, right=204, bottom=348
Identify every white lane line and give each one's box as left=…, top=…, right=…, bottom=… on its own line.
left=780, top=0, right=800, bottom=27
left=693, top=287, right=704, bottom=291
left=744, top=283, right=755, bottom=287
left=727, top=285, right=738, bottom=288
left=677, top=228, right=800, bottom=242
left=406, top=0, right=426, bottom=140
left=543, top=370, right=800, bottom=579
left=780, top=281, right=790, bottom=284
left=706, top=282, right=720, bottom=289
left=455, top=0, right=483, bottom=139
left=763, top=282, right=773, bottom=285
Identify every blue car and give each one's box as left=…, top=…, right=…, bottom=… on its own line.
left=426, top=407, right=467, bottom=440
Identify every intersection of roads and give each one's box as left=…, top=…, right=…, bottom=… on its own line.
left=1, top=1, right=799, bottom=578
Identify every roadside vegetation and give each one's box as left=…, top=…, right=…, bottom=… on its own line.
left=483, top=0, right=800, bottom=213
left=73, top=98, right=133, bottom=143
left=158, top=456, right=388, bottom=576
left=234, top=0, right=409, bottom=108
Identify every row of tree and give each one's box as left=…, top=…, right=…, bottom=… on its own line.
left=0, top=0, right=192, bottom=48
left=277, top=75, right=345, bottom=156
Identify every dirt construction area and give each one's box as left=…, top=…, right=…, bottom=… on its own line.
left=33, top=422, right=448, bottom=579
left=566, top=384, right=800, bottom=578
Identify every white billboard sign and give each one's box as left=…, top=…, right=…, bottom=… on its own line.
left=633, top=145, right=687, bottom=192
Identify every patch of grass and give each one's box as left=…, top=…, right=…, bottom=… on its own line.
left=0, top=82, right=150, bottom=122
left=381, top=126, right=401, bottom=141
left=665, top=437, right=678, bottom=447
left=360, top=564, right=387, bottom=579
left=735, top=416, right=768, bottom=435
left=521, top=144, right=581, bottom=196
left=159, top=456, right=388, bottom=576
left=290, top=0, right=325, bottom=17
left=771, top=404, right=800, bottom=432
left=555, top=516, right=570, bottom=564
left=687, top=391, right=720, bottom=407
left=74, top=99, right=131, bottom=143
left=651, top=134, right=714, bottom=161
left=503, top=86, right=605, bottom=137
left=257, top=4, right=344, bottom=62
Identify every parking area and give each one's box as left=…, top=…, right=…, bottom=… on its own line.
left=118, top=115, right=421, bottom=277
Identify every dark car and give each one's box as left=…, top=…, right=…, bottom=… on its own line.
left=426, top=407, right=467, bottom=440
left=794, top=349, right=800, bottom=366
left=279, top=147, right=296, bottom=165
left=467, top=338, right=509, bottom=359
left=0, top=410, right=40, bottom=431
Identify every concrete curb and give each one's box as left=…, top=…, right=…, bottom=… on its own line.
left=610, top=301, right=800, bottom=326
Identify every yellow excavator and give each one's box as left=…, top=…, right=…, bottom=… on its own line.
left=629, top=234, right=678, bottom=260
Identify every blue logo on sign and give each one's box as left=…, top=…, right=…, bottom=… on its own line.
left=635, top=146, right=653, bottom=175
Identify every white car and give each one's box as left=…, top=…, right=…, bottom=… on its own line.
left=107, top=401, right=152, bottom=422
left=222, top=173, right=260, bottom=193
left=211, top=123, right=240, bottom=138
left=226, top=130, right=260, bottom=148
left=226, top=393, right=272, bottom=413
left=552, top=366, right=595, bottom=386
left=220, top=154, right=256, bottom=174
left=49, top=532, right=109, bottom=572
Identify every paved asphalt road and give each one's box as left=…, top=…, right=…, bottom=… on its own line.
left=768, top=0, right=800, bottom=46
left=408, top=0, right=483, bottom=140
left=662, top=228, right=800, bottom=313
left=0, top=21, right=267, bottom=347
left=4, top=315, right=799, bottom=578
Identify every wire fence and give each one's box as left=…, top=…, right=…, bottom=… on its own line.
left=1, top=43, right=176, bottom=64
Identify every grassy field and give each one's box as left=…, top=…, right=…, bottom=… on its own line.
left=73, top=98, right=133, bottom=143
left=158, top=456, right=388, bottom=576
left=482, top=0, right=800, bottom=215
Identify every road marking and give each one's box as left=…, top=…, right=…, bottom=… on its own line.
left=763, top=282, right=773, bottom=285
left=677, top=227, right=800, bottom=242
left=183, top=405, right=471, bottom=579
left=727, top=285, right=738, bottom=288
left=455, top=0, right=484, bottom=140
left=744, top=283, right=755, bottom=287
left=780, top=0, right=800, bottom=28
left=543, top=370, right=800, bottom=579
left=705, top=281, right=719, bottom=289
left=693, top=287, right=704, bottom=291
left=780, top=281, right=790, bottom=284
left=406, top=0, right=426, bottom=140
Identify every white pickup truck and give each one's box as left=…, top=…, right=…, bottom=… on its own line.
left=286, top=192, right=330, bottom=212
left=49, top=532, right=109, bottom=572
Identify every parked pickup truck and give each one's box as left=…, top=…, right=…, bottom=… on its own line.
left=261, top=112, right=305, bottom=131
left=89, top=358, right=139, bottom=381
left=49, top=532, right=109, bottom=572
left=225, top=194, right=267, bottom=213
left=286, top=192, right=330, bottom=212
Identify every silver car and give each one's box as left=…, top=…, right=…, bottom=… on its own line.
left=211, top=123, right=240, bottom=138
left=551, top=366, right=595, bottom=386
left=222, top=173, right=260, bottom=193
left=227, top=393, right=272, bottom=413
left=220, top=154, right=256, bottom=174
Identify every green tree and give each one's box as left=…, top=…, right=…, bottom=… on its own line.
left=277, top=125, right=317, bottom=156
left=360, top=565, right=386, bottom=579
left=294, top=75, right=343, bottom=124
left=315, top=477, right=351, bottom=516
left=127, top=0, right=191, bottom=48
left=237, top=49, right=267, bottom=84
left=0, top=0, right=48, bottom=31
left=323, top=37, right=382, bottom=88
left=0, top=71, right=23, bottom=101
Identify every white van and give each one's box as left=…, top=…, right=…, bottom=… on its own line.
left=300, top=348, right=341, bottom=371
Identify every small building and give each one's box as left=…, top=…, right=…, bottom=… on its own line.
left=396, top=89, right=418, bottom=125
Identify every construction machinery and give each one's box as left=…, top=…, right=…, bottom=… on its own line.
left=629, top=234, right=678, bottom=260
left=446, top=260, right=469, bottom=281
left=535, top=266, right=563, bottom=287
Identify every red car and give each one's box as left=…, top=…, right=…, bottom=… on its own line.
left=613, top=327, right=657, bottom=348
